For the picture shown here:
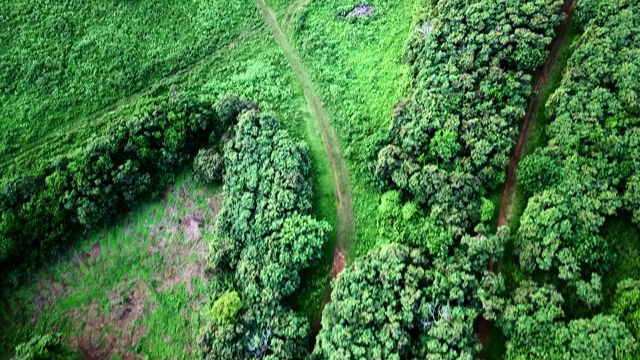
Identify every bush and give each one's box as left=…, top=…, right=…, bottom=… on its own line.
left=376, top=0, right=564, bottom=235
left=200, top=110, right=330, bottom=359
left=209, top=291, right=242, bottom=325
left=13, top=334, right=76, bottom=360
left=193, top=148, right=224, bottom=184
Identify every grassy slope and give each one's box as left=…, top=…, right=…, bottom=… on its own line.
left=0, top=1, right=263, bottom=176
left=1, top=1, right=339, bottom=354
left=273, top=0, right=414, bottom=259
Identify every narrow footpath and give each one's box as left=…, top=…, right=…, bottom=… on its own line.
left=255, top=0, right=355, bottom=347
left=476, top=0, right=578, bottom=356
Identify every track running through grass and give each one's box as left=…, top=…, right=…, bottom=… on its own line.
left=255, top=0, right=355, bottom=347
left=477, top=0, right=578, bottom=357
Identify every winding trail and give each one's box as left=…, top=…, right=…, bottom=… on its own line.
left=255, top=0, right=355, bottom=347
left=476, top=0, right=577, bottom=356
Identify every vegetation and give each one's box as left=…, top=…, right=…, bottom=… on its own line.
left=199, top=111, right=330, bottom=359
left=314, top=228, right=507, bottom=359
left=283, top=0, right=415, bottom=255
left=1, top=175, right=220, bottom=358
left=515, top=0, right=640, bottom=299
left=3, top=0, right=640, bottom=358
left=0, top=0, right=259, bottom=177
left=12, top=334, right=76, bottom=360
left=0, top=93, right=236, bottom=287
left=376, top=0, right=564, bottom=235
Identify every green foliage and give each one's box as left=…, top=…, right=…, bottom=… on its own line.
left=613, top=279, right=640, bottom=339
left=0, top=0, right=259, bottom=174
left=0, top=93, right=227, bottom=286
left=13, top=334, right=76, bottom=360
left=480, top=197, right=495, bottom=223
left=200, top=110, right=330, bottom=359
left=286, top=0, right=415, bottom=256
left=498, top=282, right=638, bottom=359
left=314, top=230, right=508, bottom=359
left=193, top=148, right=224, bottom=184
left=517, top=154, right=561, bottom=196
left=377, top=190, right=452, bottom=256
left=515, top=0, right=640, bottom=295
left=209, top=291, right=242, bottom=326
left=376, top=0, right=564, bottom=235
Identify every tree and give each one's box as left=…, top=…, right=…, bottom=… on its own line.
left=498, top=282, right=639, bottom=359
left=193, top=148, right=224, bottom=184
left=612, top=279, right=640, bottom=339
left=13, top=334, right=77, bottom=360
left=375, top=0, right=564, bottom=236
left=315, top=229, right=507, bottom=359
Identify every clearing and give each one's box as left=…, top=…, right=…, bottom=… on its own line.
left=0, top=176, right=221, bottom=358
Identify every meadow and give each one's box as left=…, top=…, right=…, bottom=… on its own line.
left=1, top=175, right=218, bottom=358
left=0, top=1, right=267, bottom=177
left=272, top=0, right=415, bottom=258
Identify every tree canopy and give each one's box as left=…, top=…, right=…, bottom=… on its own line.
left=314, top=228, right=507, bottom=360
left=375, top=0, right=564, bottom=235
left=199, top=110, right=330, bottom=359
left=498, top=281, right=638, bottom=359
left=515, top=0, right=640, bottom=296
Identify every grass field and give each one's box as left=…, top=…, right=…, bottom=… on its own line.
left=0, top=0, right=262, bottom=177
left=0, top=175, right=219, bottom=358
left=274, top=0, right=415, bottom=258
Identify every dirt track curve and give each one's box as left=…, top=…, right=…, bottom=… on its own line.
left=255, top=0, right=355, bottom=347
left=476, top=0, right=577, bottom=357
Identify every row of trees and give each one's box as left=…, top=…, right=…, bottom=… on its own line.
left=515, top=0, right=640, bottom=301
left=0, top=93, right=244, bottom=287
left=198, top=111, right=330, bottom=359
left=375, top=0, right=565, bottom=235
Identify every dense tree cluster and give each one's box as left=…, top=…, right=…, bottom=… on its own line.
left=375, top=0, right=564, bottom=235
left=515, top=0, right=640, bottom=295
left=0, top=93, right=241, bottom=286
left=314, top=228, right=507, bottom=360
left=198, top=111, right=330, bottom=359
left=498, top=281, right=639, bottom=359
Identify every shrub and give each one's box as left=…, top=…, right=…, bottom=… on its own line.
left=193, top=148, right=224, bottom=184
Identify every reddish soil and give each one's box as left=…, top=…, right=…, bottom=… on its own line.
left=67, top=279, right=148, bottom=360
left=476, top=0, right=577, bottom=357
left=496, top=0, right=577, bottom=229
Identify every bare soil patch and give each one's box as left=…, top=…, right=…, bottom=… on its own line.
left=67, top=279, right=148, bottom=360
left=341, top=3, right=375, bottom=18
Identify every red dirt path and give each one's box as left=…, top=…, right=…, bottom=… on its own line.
left=476, top=0, right=577, bottom=357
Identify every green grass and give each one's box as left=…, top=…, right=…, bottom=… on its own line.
left=0, top=175, right=219, bottom=357
left=276, top=0, right=415, bottom=259
left=0, top=1, right=262, bottom=177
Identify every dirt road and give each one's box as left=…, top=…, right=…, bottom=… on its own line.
left=255, top=0, right=355, bottom=346
left=477, top=0, right=578, bottom=356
